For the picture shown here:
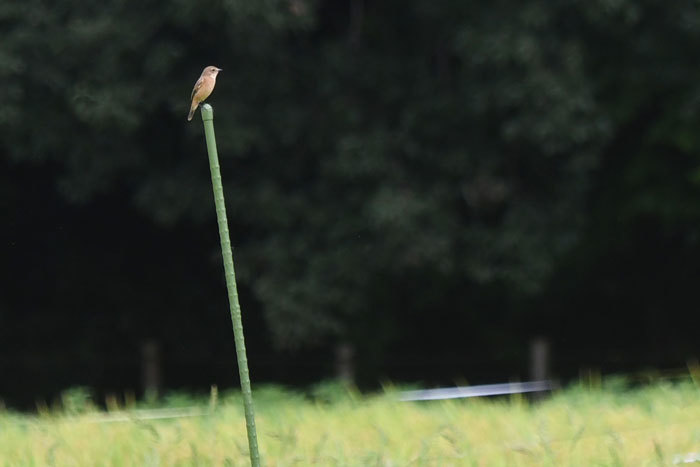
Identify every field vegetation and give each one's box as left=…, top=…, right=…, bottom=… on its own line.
left=2, top=378, right=699, bottom=465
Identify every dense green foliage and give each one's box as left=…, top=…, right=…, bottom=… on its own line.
left=2, top=0, right=700, bottom=400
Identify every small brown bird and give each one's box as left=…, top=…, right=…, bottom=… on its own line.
left=187, top=66, right=222, bottom=121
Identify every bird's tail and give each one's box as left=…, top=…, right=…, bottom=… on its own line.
left=187, top=103, right=197, bottom=121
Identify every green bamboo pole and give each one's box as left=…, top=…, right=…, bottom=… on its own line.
left=200, top=103, right=261, bottom=467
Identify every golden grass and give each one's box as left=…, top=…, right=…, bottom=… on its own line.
left=1, top=382, right=699, bottom=466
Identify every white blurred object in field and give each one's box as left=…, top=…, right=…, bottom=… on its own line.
left=399, top=380, right=553, bottom=402
left=673, top=452, right=700, bottom=464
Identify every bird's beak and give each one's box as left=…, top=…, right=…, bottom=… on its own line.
left=217, top=68, right=223, bottom=72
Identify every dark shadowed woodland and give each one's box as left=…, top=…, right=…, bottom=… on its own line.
left=2, top=0, right=700, bottom=408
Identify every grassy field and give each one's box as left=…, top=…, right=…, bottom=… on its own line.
left=1, top=379, right=699, bottom=466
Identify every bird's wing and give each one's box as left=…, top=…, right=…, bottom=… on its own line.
left=191, top=77, right=204, bottom=101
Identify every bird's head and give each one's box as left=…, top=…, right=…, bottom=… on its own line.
left=205, top=66, right=222, bottom=77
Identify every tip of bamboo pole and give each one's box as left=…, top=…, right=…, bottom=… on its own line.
left=201, top=104, right=214, bottom=121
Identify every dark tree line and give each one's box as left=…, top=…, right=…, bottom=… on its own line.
left=2, top=0, right=700, bottom=406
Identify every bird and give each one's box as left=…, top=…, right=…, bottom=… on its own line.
left=187, top=66, right=222, bottom=121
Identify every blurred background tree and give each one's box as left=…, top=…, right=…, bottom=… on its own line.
left=2, top=0, right=700, bottom=406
